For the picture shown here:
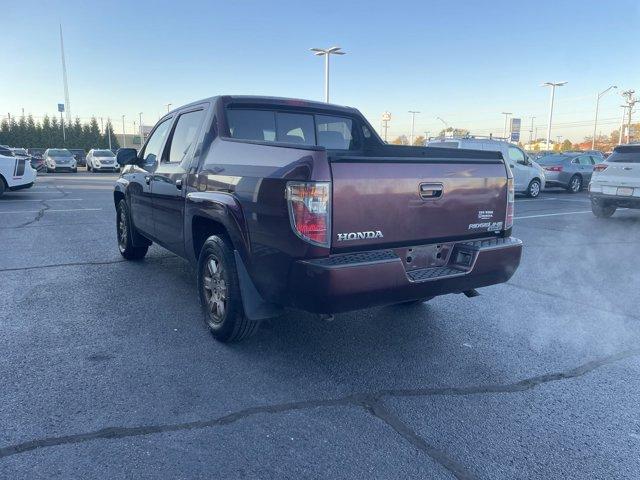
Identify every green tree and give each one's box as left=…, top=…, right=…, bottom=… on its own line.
left=561, top=139, right=573, bottom=151
left=392, top=135, right=409, bottom=145
left=413, top=135, right=426, bottom=146
left=103, top=119, right=119, bottom=150
left=50, top=116, right=62, bottom=147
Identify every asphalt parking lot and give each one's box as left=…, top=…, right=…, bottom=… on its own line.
left=1, top=172, right=640, bottom=480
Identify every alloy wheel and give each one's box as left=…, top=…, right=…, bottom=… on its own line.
left=203, top=256, right=228, bottom=324
left=530, top=181, right=540, bottom=197
left=570, top=177, right=581, bottom=192
left=118, top=208, right=128, bottom=248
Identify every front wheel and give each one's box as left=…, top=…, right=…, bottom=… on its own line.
left=591, top=200, right=616, bottom=218
left=72, top=168, right=77, bottom=173
left=567, top=175, right=582, bottom=193
left=526, top=179, right=541, bottom=198
left=198, top=236, right=260, bottom=342
left=116, top=199, right=148, bottom=260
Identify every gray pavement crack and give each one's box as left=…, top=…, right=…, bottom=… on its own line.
left=1, top=348, right=639, bottom=478
left=17, top=201, right=50, bottom=227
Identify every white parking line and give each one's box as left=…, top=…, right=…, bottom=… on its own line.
left=516, top=210, right=592, bottom=219
left=0, top=208, right=102, bottom=214
left=0, top=198, right=83, bottom=203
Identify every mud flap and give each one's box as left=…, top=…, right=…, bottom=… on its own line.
left=234, top=251, right=284, bottom=321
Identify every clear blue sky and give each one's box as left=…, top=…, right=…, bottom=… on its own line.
left=2, top=0, right=639, bottom=142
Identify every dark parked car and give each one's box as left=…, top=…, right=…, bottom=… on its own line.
left=114, top=95, right=522, bottom=342
left=538, top=152, right=599, bottom=193
left=68, top=149, right=86, bottom=166
left=27, top=148, right=46, bottom=171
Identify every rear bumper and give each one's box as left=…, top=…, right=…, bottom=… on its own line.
left=590, top=193, right=640, bottom=209
left=287, top=237, right=523, bottom=313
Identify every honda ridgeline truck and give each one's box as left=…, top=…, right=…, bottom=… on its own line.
left=114, top=96, right=522, bottom=342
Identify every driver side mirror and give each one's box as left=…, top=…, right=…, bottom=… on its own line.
left=116, top=148, right=139, bottom=166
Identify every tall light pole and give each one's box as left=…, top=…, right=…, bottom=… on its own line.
left=622, top=90, right=637, bottom=144
left=139, top=112, right=143, bottom=146
left=542, top=81, right=567, bottom=151
left=619, top=105, right=628, bottom=145
left=121, top=115, right=126, bottom=148
left=501, top=112, right=512, bottom=138
left=59, top=24, right=71, bottom=124
left=107, top=117, right=112, bottom=150
left=165, top=103, right=172, bottom=113
left=310, top=46, right=346, bottom=103
left=529, top=116, right=535, bottom=144
left=408, top=111, right=420, bottom=145
left=592, top=85, right=617, bottom=149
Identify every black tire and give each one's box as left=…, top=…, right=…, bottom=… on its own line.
left=591, top=200, right=616, bottom=218
left=87, top=164, right=92, bottom=172
left=197, top=235, right=260, bottom=342
left=526, top=179, right=541, bottom=198
left=46, top=167, right=53, bottom=173
left=567, top=175, right=582, bottom=193
left=116, top=199, right=148, bottom=260
left=0, top=177, right=6, bottom=197
left=72, top=168, right=77, bottom=173
left=397, top=296, right=435, bottom=306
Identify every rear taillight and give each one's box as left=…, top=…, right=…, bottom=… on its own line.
left=505, top=177, right=515, bottom=230
left=544, top=166, right=563, bottom=172
left=594, top=164, right=608, bottom=172
left=286, top=181, right=331, bottom=247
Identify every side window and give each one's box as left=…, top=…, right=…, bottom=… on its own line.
left=316, top=115, right=358, bottom=150
left=579, top=156, right=591, bottom=165
left=165, top=110, right=206, bottom=164
left=141, top=118, right=172, bottom=167
left=508, top=147, right=525, bottom=163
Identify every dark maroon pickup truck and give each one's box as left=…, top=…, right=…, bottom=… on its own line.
left=114, top=96, right=522, bottom=342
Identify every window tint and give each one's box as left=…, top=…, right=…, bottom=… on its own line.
left=276, top=113, right=315, bottom=145
left=167, top=110, right=205, bottom=163
left=316, top=115, right=356, bottom=150
left=578, top=156, right=592, bottom=165
left=608, top=150, right=640, bottom=163
left=142, top=118, right=172, bottom=167
left=508, top=147, right=525, bottom=162
left=227, top=109, right=275, bottom=142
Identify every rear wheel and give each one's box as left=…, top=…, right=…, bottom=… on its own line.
left=567, top=175, right=582, bottom=193
left=116, top=199, right=148, bottom=260
left=198, top=235, right=260, bottom=342
left=0, top=177, right=6, bottom=197
left=591, top=200, right=616, bottom=218
left=526, top=179, right=541, bottom=198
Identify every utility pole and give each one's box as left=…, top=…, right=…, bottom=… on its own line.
left=121, top=115, right=126, bottom=148
left=621, top=89, right=637, bottom=144
left=139, top=112, right=143, bottom=146
left=100, top=117, right=104, bottom=134
left=501, top=112, right=512, bottom=138
left=381, top=112, right=391, bottom=142
left=107, top=118, right=112, bottom=150
left=542, top=81, right=567, bottom=150
left=619, top=105, right=628, bottom=145
left=165, top=103, right=172, bottom=113
left=60, top=110, right=66, bottom=144
left=408, top=110, right=420, bottom=145
left=592, top=86, right=617, bottom=149
left=310, top=47, right=346, bottom=103
left=529, top=116, right=535, bottom=144
left=59, top=24, right=71, bottom=124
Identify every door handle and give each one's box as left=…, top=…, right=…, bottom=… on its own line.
left=510, top=164, right=515, bottom=168
left=144, top=175, right=151, bottom=185
left=175, top=178, right=183, bottom=190
left=419, top=182, right=444, bottom=199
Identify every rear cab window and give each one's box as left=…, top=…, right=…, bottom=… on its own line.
left=225, top=108, right=359, bottom=150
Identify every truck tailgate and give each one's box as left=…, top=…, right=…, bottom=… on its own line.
left=331, top=158, right=508, bottom=251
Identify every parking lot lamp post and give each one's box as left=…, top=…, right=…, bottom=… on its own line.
left=310, top=47, right=345, bottom=103
left=107, top=118, right=112, bottom=150
left=408, top=111, right=420, bottom=145
left=121, top=115, right=126, bottom=148
left=165, top=103, right=172, bottom=114
left=542, top=81, right=567, bottom=151
left=139, top=112, right=143, bottom=146
left=501, top=112, right=512, bottom=138
left=592, top=86, right=617, bottom=149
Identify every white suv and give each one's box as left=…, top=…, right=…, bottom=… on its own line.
left=427, top=137, right=546, bottom=198
left=589, top=145, right=640, bottom=217
left=86, top=149, right=119, bottom=172
left=0, top=145, right=37, bottom=197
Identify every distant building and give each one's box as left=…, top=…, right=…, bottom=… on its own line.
left=524, top=140, right=556, bottom=151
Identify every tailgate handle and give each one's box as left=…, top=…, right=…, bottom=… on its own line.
left=419, top=183, right=443, bottom=199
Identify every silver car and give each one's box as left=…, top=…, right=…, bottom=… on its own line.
left=86, top=149, right=119, bottom=172
left=537, top=153, right=598, bottom=193
left=43, top=148, right=77, bottom=173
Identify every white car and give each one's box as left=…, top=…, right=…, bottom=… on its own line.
left=427, top=136, right=546, bottom=198
left=86, top=149, right=119, bottom=172
left=44, top=148, right=77, bottom=173
left=589, top=145, right=640, bottom=217
left=0, top=145, right=37, bottom=197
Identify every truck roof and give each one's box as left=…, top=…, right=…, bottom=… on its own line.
left=171, top=95, right=358, bottom=115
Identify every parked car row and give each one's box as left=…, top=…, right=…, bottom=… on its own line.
left=0, top=147, right=120, bottom=174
